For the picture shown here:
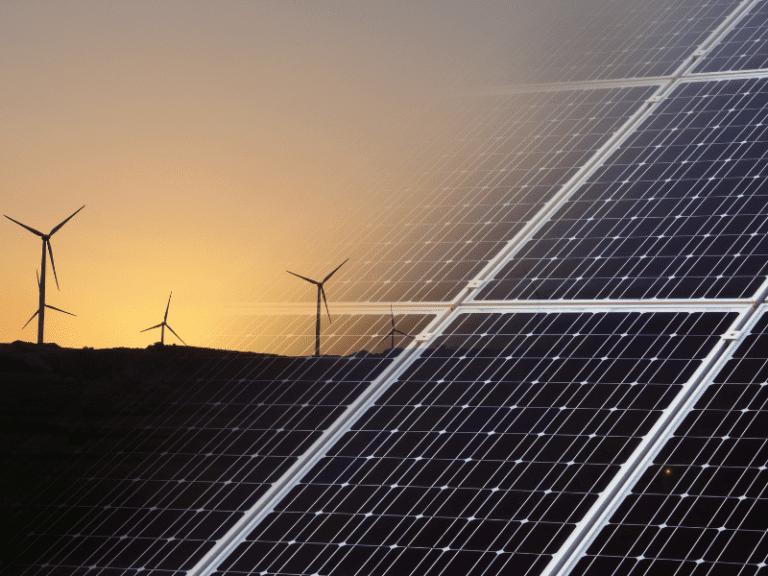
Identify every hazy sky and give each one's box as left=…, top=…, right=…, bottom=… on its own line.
left=0, top=1, right=572, bottom=349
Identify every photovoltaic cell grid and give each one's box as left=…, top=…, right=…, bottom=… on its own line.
left=513, top=0, right=740, bottom=84
left=0, top=319, right=423, bottom=575
left=204, top=314, right=435, bottom=357
left=575, top=307, right=768, bottom=575
left=479, top=77, right=768, bottom=302
left=211, top=310, right=736, bottom=576
left=694, top=1, right=768, bottom=74
left=253, top=86, right=655, bottom=305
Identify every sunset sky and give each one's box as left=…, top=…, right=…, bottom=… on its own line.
left=0, top=1, right=575, bottom=349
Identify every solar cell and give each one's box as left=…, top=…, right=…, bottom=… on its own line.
left=513, top=0, right=741, bottom=84
left=478, top=77, right=768, bottom=302
left=694, top=0, right=768, bottom=74
left=211, top=309, right=736, bottom=576
left=1, top=314, right=434, bottom=574
left=573, top=306, right=768, bottom=575
left=248, top=86, right=655, bottom=305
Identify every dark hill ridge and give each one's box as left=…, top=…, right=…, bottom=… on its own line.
left=0, top=341, right=280, bottom=452
left=0, top=340, right=394, bottom=456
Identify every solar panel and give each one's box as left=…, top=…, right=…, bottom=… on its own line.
left=513, top=0, right=741, bottom=84
left=573, top=306, right=768, bottom=575
left=248, top=86, right=656, bottom=305
left=694, top=0, right=768, bottom=74
left=1, top=314, right=434, bottom=574
left=478, top=77, right=768, bottom=302
left=210, top=309, right=737, bottom=576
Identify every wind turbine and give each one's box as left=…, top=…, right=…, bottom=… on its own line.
left=378, top=305, right=415, bottom=351
left=22, top=270, right=76, bottom=334
left=5, top=205, right=85, bottom=345
left=141, top=292, right=187, bottom=346
left=287, top=258, right=348, bottom=356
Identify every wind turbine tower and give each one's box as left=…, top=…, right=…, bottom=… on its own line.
left=23, top=270, right=77, bottom=332
left=5, top=206, right=85, bottom=345
left=141, top=292, right=187, bottom=346
left=287, top=258, right=348, bottom=356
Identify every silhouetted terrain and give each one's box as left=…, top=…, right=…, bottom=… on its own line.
left=0, top=342, right=269, bottom=503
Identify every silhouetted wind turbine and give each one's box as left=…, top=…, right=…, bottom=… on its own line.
left=141, top=292, right=187, bottom=346
left=287, top=258, right=348, bottom=356
left=22, top=270, right=76, bottom=332
left=378, top=305, right=415, bottom=351
left=5, top=205, right=85, bottom=345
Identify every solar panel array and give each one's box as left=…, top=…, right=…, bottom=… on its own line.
left=574, top=307, right=768, bottom=576
left=12, top=1, right=768, bottom=574
left=213, top=310, right=737, bottom=576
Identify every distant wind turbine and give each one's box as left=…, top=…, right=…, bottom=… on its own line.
left=5, top=205, right=85, bottom=345
left=378, top=305, right=415, bottom=351
left=141, top=292, right=187, bottom=346
left=287, top=258, right=348, bottom=356
left=22, top=270, right=76, bottom=332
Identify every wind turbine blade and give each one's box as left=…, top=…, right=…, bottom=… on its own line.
left=49, top=205, right=85, bottom=236
left=4, top=215, right=44, bottom=237
left=45, top=304, right=76, bottom=317
left=320, top=286, right=331, bottom=324
left=390, top=305, right=395, bottom=328
left=140, top=323, right=163, bottom=333
left=166, top=324, right=187, bottom=346
left=394, top=329, right=415, bottom=339
left=287, top=270, right=319, bottom=285
left=323, top=258, right=349, bottom=283
left=47, top=240, right=60, bottom=290
left=36, top=269, right=40, bottom=289
left=164, top=292, right=172, bottom=322
left=22, top=309, right=39, bottom=329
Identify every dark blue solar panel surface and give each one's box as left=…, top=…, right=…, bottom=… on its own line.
left=575, top=309, right=768, bottom=575
left=479, top=77, right=768, bottom=302
left=212, top=310, right=736, bottom=576
left=1, top=315, right=434, bottom=575
left=695, top=1, right=768, bottom=74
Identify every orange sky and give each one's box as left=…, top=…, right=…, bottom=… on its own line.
left=0, top=1, right=574, bottom=349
